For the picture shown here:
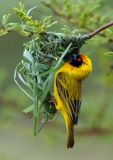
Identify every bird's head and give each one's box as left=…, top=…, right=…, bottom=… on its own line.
left=70, top=54, right=83, bottom=67
left=70, top=54, right=91, bottom=68
left=69, top=53, right=92, bottom=80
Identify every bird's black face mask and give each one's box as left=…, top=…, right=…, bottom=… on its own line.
left=70, top=54, right=83, bottom=67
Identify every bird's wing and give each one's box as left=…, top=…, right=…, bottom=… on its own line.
left=56, top=72, right=81, bottom=125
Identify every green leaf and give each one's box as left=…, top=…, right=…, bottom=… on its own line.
left=23, top=49, right=34, bottom=63
left=2, top=14, right=11, bottom=26
left=18, top=72, right=29, bottom=87
left=104, top=52, right=113, bottom=56
left=0, top=29, right=8, bottom=36
left=47, top=21, right=58, bottom=28
left=14, top=62, right=33, bottom=100
left=27, top=6, right=38, bottom=16
left=35, top=63, right=50, bottom=72
left=22, top=61, right=31, bottom=71
left=23, top=105, right=33, bottom=113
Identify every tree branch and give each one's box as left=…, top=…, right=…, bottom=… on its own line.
left=43, top=2, right=113, bottom=42
left=88, top=21, right=113, bottom=39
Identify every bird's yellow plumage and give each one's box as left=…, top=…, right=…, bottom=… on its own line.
left=54, top=54, right=92, bottom=148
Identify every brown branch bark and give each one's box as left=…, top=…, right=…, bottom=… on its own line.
left=88, top=21, right=113, bottom=39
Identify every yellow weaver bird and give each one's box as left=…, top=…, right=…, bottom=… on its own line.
left=54, top=53, right=92, bottom=148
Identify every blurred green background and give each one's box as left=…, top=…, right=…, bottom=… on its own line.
left=0, top=0, right=113, bottom=160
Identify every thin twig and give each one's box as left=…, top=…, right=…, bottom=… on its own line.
left=88, top=21, right=113, bottom=39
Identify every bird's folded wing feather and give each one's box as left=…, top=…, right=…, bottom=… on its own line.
left=56, top=72, right=81, bottom=125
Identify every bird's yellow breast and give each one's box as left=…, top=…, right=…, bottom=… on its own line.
left=57, top=56, right=92, bottom=80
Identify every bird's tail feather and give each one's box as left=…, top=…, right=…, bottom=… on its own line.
left=67, top=125, right=74, bottom=148
left=65, top=117, right=74, bottom=148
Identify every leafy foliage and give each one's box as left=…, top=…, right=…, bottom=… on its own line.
left=0, top=2, right=57, bottom=37
left=0, top=1, right=113, bottom=135
left=0, top=3, right=90, bottom=134
left=43, top=0, right=113, bottom=39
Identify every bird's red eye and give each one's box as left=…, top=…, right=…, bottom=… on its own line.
left=77, top=58, right=82, bottom=62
